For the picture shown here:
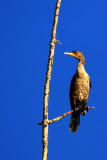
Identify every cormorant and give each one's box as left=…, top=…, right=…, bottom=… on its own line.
left=64, top=51, right=91, bottom=133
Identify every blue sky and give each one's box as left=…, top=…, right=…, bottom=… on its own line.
left=0, top=0, right=107, bottom=160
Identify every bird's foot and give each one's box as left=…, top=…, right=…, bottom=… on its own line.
left=74, top=107, right=81, bottom=112
left=81, top=106, right=95, bottom=115
left=74, top=106, right=95, bottom=115
left=81, top=110, right=87, bottom=116
left=81, top=106, right=89, bottom=115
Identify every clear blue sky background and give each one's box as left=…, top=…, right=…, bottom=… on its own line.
left=0, top=0, right=107, bottom=160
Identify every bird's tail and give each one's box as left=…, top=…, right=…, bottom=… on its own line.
left=69, top=112, right=80, bottom=133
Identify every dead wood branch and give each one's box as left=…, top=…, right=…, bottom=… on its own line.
left=48, top=106, right=95, bottom=124
left=38, top=106, right=95, bottom=126
left=48, top=110, right=74, bottom=124
left=42, top=1, right=61, bottom=160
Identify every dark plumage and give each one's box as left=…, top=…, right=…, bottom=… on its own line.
left=64, top=51, right=91, bottom=133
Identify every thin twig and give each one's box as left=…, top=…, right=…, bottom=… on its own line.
left=48, top=110, right=74, bottom=124
left=55, top=40, right=62, bottom=45
left=48, top=106, right=95, bottom=124
left=38, top=106, right=95, bottom=125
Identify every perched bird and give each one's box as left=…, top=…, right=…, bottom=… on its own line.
left=64, top=51, right=91, bottom=133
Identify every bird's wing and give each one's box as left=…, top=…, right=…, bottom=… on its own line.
left=69, top=73, right=78, bottom=105
left=70, top=73, right=77, bottom=94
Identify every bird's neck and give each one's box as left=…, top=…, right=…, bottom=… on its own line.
left=76, top=61, right=85, bottom=74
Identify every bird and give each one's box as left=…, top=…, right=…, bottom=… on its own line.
left=64, top=51, right=91, bottom=133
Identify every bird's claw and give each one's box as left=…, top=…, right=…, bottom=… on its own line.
left=74, top=107, right=81, bottom=112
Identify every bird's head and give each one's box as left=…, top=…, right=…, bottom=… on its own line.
left=64, top=51, right=85, bottom=64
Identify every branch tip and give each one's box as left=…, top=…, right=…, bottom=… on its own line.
left=88, top=106, right=95, bottom=109
left=38, top=122, right=43, bottom=125
left=55, top=40, right=62, bottom=45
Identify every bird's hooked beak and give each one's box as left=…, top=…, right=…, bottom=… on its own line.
left=64, top=52, right=77, bottom=58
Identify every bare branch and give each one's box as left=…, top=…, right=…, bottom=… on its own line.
left=48, top=110, right=74, bottom=124
left=48, top=106, right=95, bottom=124
left=42, top=1, right=61, bottom=160
left=38, top=106, right=95, bottom=126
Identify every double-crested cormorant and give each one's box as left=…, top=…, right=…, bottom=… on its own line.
left=64, top=51, right=91, bottom=133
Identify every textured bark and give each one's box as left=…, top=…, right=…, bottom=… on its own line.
left=48, top=110, right=74, bottom=124
left=42, top=1, right=61, bottom=160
